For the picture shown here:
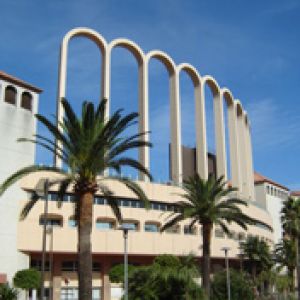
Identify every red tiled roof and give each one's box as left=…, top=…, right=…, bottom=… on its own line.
left=291, top=191, right=300, bottom=197
left=254, top=172, right=289, bottom=191
left=0, top=71, right=42, bottom=93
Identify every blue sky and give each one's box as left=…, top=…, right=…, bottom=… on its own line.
left=1, top=0, right=300, bottom=189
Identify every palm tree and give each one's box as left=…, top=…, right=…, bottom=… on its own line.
left=240, top=236, right=273, bottom=280
left=281, top=196, right=300, bottom=300
left=160, top=174, right=261, bottom=298
left=275, top=239, right=297, bottom=292
left=0, top=98, right=152, bottom=300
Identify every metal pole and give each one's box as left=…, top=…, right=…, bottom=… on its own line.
left=48, top=227, right=54, bottom=300
left=40, top=179, right=49, bottom=300
left=225, top=249, right=231, bottom=300
left=124, top=229, right=129, bottom=300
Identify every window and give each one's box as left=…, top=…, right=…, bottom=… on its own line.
left=21, top=91, right=32, bottom=111
left=39, top=214, right=63, bottom=227
left=165, top=225, right=180, bottom=234
left=94, top=197, right=107, bottom=205
left=121, top=220, right=139, bottom=231
left=62, top=261, right=78, bottom=272
left=144, top=222, right=160, bottom=232
left=215, top=227, right=225, bottom=238
left=4, top=85, right=17, bottom=105
left=92, top=262, right=101, bottom=272
left=30, top=259, right=50, bottom=271
left=184, top=225, right=197, bottom=235
left=68, top=217, right=77, bottom=228
left=96, top=218, right=115, bottom=230
left=151, top=202, right=160, bottom=210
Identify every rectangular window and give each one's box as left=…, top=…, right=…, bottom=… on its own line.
left=96, top=221, right=114, bottom=230
left=62, top=261, right=78, bottom=272
left=144, top=223, right=159, bottom=232
left=184, top=225, right=196, bottom=235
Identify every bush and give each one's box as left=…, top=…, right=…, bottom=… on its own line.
left=211, top=269, right=255, bottom=300
left=0, top=283, right=18, bottom=300
left=109, top=264, right=136, bottom=283
left=13, top=268, right=40, bottom=291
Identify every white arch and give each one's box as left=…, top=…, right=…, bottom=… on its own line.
left=108, top=39, right=149, bottom=180
left=221, top=88, right=241, bottom=190
left=201, top=75, right=226, bottom=181
left=146, top=50, right=182, bottom=184
left=177, top=63, right=208, bottom=180
left=56, top=27, right=108, bottom=168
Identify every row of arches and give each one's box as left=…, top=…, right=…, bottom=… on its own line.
left=56, top=28, right=255, bottom=200
left=2, top=84, right=33, bottom=111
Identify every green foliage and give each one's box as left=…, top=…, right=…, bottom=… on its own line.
left=126, top=254, right=205, bottom=300
left=13, top=268, right=41, bottom=290
left=211, top=269, right=255, bottom=300
left=0, top=284, right=18, bottom=300
left=109, top=264, right=136, bottom=283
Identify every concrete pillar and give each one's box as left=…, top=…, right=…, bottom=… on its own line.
left=237, top=113, right=247, bottom=196
left=138, top=59, right=150, bottom=181
left=213, top=91, right=227, bottom=181
left=227, top=102, right=242, bottom=191
left=52, top=257, right=61, bottom=300
left=170, top=70, right=182, bottom=184
left=101, top=262, right=111, bottom=300
left=245, top=119, right=255, bottom=200
left=195, top=82, right=208, bottom=180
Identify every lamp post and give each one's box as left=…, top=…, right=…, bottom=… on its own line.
left=118, top=224, right=133, bottom=300
left=46, top=225, right=54, bottom=300
left=221, top=247, right=231, bottom=300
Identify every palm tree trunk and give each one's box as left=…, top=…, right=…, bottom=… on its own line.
left=202, top=222, right=212, bottom=298
left=77, top=190, right=94, bottom=300
left=288, top=266, right=295, bottom=292
left=296, top=236, right=300, bottom=300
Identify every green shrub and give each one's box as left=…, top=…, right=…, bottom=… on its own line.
left=0, top=283, right=18, bottom=300
left=13, top=268, right=40, bottom=291
left=109, top=264, right=136, bottom=283
left=211, top=269, right=255, bottom=300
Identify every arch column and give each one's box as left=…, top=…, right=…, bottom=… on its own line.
left=227, top=102, right=242, bottom=191
left=236, top=106, right=248, bottom=197
left=196, top=82, right=208, bottom=179
left=245, top=119, right=255, bottom=200
left=213, top=91, right=227, bottom=180
left=170, top=70, right=182, bottom=184
left=138, top=60, right=150, bottom=181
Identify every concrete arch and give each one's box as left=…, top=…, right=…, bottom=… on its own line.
left=177, top=63, right=208, bottom=180
left=109, top=38, right=149, bottom=180
left=220, top=88, right=241, bottom=190
left=109, top=38, right=145, bottom=64
left=56, top=28, right=109, bottom=168
left=146, top=50, right=182, bottom=183
left=201, top=75, right=226, bottom=180
left=146, top=50, right=176, bottom=75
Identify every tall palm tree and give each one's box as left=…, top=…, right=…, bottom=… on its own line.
left=281, top=196, right=300, bottom=300
left=275, top=239, right=297, bottom=292
left=240, top=236, right=273, bottom=279
left=160, top=174, right=261, bottom=298
left=0, top=98, right=152, bottom=300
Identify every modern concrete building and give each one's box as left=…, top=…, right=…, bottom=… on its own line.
left=254, top=172, right=289, bottom=245
left=0, top=28, right=277, bottom=300
left=0, top=71, right=42, bottom=284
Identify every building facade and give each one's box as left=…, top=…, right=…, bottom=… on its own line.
left=0, top=28, right=278, bottom=300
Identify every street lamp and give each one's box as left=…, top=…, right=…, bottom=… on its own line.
left=118, top=224, right=133, bottom=300
left=46, top=225, right=54, bottom=300
left=221, top=247, right=231, bottom=300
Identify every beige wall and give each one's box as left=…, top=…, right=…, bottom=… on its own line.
left=18, top=173, right=273, bottom=259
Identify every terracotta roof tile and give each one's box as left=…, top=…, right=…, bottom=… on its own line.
left=254, top=171, right=289, bottom=191
left=0, top=71, right=42, bottom=93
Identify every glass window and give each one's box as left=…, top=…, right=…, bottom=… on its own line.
left=122, top=199, right=130, bottom=207
left=96, top=220, right=115, bottom=230
left=152, top=202, right=160, bottom=210
left=92, top=262, right=101, bottom=272
left=30, top=259, right=50, bottom=271
left=68, top=218, right=77, bottom=228
left=144, top=223, right=159, bottom=232
left=122, top=221, right=138, bottom=231
left=62, top=261, right=78, bottom=271
left=21, top=91, right=32, bottom=111
left=4, top=85, right=17, bottom=105
left=39, top=215, right=62, bottom=227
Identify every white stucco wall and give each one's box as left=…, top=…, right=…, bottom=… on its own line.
left=0, top=78, right=39, bottom=284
